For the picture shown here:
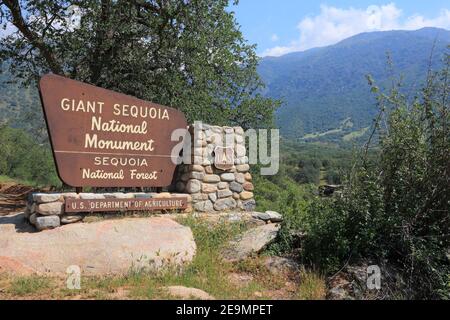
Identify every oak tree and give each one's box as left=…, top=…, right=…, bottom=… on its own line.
left=0, top=0, right=279, bottom=129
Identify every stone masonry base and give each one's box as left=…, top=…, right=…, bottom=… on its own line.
left=173, top=124, right=256, bottom=212
left=25, top=192, right=193, bottom=231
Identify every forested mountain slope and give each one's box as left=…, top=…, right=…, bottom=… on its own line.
left=258, top=27, right=450, bottom=140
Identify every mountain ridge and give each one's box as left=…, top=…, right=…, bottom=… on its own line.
left=1, top=28, right=449, bottom=143
left=258, top=27, right=450, bottom=140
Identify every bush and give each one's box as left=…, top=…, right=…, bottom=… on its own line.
left=278, top=52, right=450, bottom=299
left=0, top=125, right=59, bottom=186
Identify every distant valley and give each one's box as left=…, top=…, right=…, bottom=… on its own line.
left=258, top=27, right=450, bottom=142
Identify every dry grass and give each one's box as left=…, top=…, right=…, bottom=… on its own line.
left=296, top=270, right=327, bottom=300
left=0, top=215, right=327, bottom=300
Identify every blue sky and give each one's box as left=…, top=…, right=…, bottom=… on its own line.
left=230, top=1, right=450, bottom=56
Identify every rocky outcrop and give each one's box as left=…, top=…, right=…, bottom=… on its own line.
left=221, top=223, right=280, bottom=262
left=0, top=215, right=196, bottom=276
left=252, top=211, right=283, bottom=223
left=326, top=262, right=405, bottom=300
left=263, top=256, right=299, bottom=274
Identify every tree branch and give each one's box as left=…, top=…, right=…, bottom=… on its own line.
left=133, top=0, right=160, bottom=14
left=89, top=0, right=112, bottom=84
left=3, top=0, right=63, bottom=75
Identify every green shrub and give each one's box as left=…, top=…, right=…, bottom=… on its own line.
left=9, top=277, right=52, bottom=295
left=277, top=52, right=450, bottom=299
left=0, top=125, right=59, bottom=186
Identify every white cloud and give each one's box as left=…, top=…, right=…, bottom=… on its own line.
left=404, top=9, right=450, bottom=30
left=270, top=34, right=279, bottom=42
left=261, top=3, right=450, bottom=57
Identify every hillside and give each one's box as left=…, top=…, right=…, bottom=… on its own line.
left=0, top=66, right=45, bottom=139
left=1, top=28, right=449, bottom=144
left=258, top=27, right=450, bottom=140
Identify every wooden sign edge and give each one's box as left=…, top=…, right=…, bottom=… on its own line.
left=38, top=73, right=188, bottom=188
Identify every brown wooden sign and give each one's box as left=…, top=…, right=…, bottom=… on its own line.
left=65, top=197, right=188, bottom=213
left=38, top=74, right=187, bottom=187
left=214, top=146, right=234, bottom=171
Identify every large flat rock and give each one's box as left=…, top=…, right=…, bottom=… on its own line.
left=0, top=213, right=196, bottom=276
left=221, top=223, right=280, bottom=262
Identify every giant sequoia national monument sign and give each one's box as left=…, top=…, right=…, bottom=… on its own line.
left=31, top=74, right=255, bottom=230
left=39, top=74, right=187, bottom=188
